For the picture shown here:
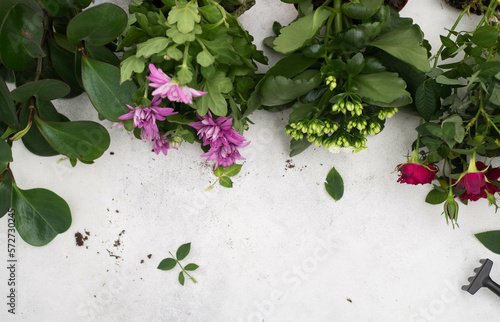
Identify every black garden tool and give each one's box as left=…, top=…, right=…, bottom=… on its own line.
left=462, top=259, right=500, bottom=297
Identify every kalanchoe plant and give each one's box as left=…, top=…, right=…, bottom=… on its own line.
left=396, top=1, right=500, bottom=231
left=0, top=1, right=134, bottom=246
left=118, top=0, right=267, bottom=188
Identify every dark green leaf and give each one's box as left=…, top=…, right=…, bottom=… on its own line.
left=66, top=3, right=127, bottom=46
left=224, top=164, right=242, bottom=177
left=415, top=81, right=439, bottom=121
left=12, top=184, right=72, bottom=246
left=157, top=258, right=177, bottom=270
left=266, top=54, right=318, bottom=78
left=472, top=26, right=499, bottom=48
left=178, top=271, right=185, bottom=285
left=82, top=57, right=137, bottom=122
left=342, top=0, right=382, bottom=19
left=416, top=122, right=444, bottom=139
left=197, top=72, right=232, bottom=116
left=0, top=170, right=12, bottom=218
left=38, top=0, right=92, bottom=16
left=0, top=76, right=19, bottom=128
left=261, top=70, right=322, bottom=106
left=219, top=176, right=233, bottom=188
left=353, top=72, right=412, bottom=107
left=0, top=139, right=11, bottom=173
left=184, top=263, right=199, bottom=271
left=425, top=189, right=447, bottom=205
left=48, top=39, right=83, bottom=91
left=176, top=242, right=191, bottom=261
left=10, top=79, right=70, bottom=102
left=85, top=45, right=120, bottom=67
left=0, top=4, right=43, bottom=70
left=475, top=231, right=500, bottom=254
left=35, top=116, right=110, bottom=161
left=290, top=138, right=311, bottom=157
left=325, top=166, right=344, bottom=201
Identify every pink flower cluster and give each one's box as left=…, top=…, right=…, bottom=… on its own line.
left=119, top=65, right=208, bottom=156
left=190, top=113, right=249, bottom=168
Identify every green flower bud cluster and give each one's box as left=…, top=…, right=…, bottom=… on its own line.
left=285, top=119, right=339, bottom=141
left=378, top=107, right=398, bottom=120
left=359, top=120, right=382, bottom=136
left=331, top=99, right=363, bottom=116
left=325, top=75, right=337, bottom=91
left=322, top=133, right=366, bottom=150
left=346, top=116, right=368, bottom=131
left=170, top=134, right=183, bottom=148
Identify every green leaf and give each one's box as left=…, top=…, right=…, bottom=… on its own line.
left=66, top=3, right=127, bottom=46
left=176, top=242, right=191, bottom=261
left=472, top=26, right=499, bottom=48
left=166, top=46, right=183, bottom=61
left=289, top=138, right=311, bottom=157
left=475, top=231, right=500, bottom=254
left=48, top=39, right=83, bottom=91
left=0, top=170, right=12, bottom=218
left=219, top=176, right=233, bottom=188
left=425, top=189, right=447, bottom=205
left=266, top=54, right=318, bottom=78
left=213, top=165, right=224, bottom=177
left=342, top=0, right=382, bottom=19
left=120, top=55, right=146, bottom=84
left=353, top=72, right=412, bottom=107
left=416, top=122, right=444, bottom=139
left=435, top=75, right=464, bottom=86
left=184, top=263, right=199, bottom=271
left=0, top=76, right=19, bottom=128
left=224, top=164, right=242, bottom=177
left=325, top=166, right=344, bottom=201
left=177, top=65, right=193, bottom=84
left=12, top=184, right=72, bottom=246
left=10, top=79, right=70, bottom=102
left=368, top=26, right=431, bottom=73
left=261, top=70, right=322, bottom=106
left=136, top=37, right=172, bottom=58
left=166, top=114, right=195, bottom=124
left=197, top=50, right=215, bottom=67
left=415, top=81, right=439, bottom=121
left=85, top=45, right=120, bottom=67
left=82, top=57, right=137, bottom=122
left=0, top=139, right=12, bottom=173
left=273, top=7, right=331, bottom=54
left=34, top=116, right=110, bottom=161
left=38, top=0, right=92, bottom=16
left=167, top=1, right=200, bottom=34
left=198, top=72, right=232, bottom=116
left=178, top=271, right=185, bottom=285
left=157, top=258, right=177, bottom=270
left=0, top=4, right=44, bottom=70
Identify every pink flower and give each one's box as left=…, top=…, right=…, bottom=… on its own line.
left=146, top=64, right=207, bottom=104
left=456, top=161, right=500, bottom=202
left=118, top=95, right=177, bottom=141
left=396, top=162, right=438, bottom=185
left=189, top=113, right=249, bottom=168
left=152, top=132, right=171, bottom=156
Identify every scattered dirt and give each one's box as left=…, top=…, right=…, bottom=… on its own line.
left=106, top=249, right=120, bottom=259
left=115, top=210, right=119, bottom=213
left=114, top=230, right=126, bottom=247
left=110, top=151, right=114, bottom=155
left=140, top=260, right=144, bottom=264
left=285, top=159, right=295, bottom=170
left=347, top=298, right=352, bottom=303
left=147, top=254, right=152, bottom=259
left=75, top=232, right=88, bottom=246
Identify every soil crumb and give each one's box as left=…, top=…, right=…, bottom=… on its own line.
left=75, top=232, right=88, bottom=246
left=285, top=159, right=295, bottom=170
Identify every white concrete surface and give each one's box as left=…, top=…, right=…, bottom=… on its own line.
left=1, top=0, right=499, bottom=321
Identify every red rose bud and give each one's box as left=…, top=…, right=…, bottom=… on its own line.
left=456, top=161, right=500, bottom=202
left=396, top=163, right=438, bottom=185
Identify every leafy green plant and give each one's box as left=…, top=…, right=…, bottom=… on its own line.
left=158, top=242, right=199, bottom=285
left=117, top=0, right=266, bottom=186
left=0, top=1, right=132, bottom=245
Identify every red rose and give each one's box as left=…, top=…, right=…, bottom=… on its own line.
left=456, top=162, right=500, bottom=201
left=397, top=163, right=438, bottom=185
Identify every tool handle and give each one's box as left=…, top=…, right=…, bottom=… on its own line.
left=485, top=277, right=500, bottom=297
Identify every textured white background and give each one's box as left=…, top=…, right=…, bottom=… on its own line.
left=1, top=0, right=499, bottom=321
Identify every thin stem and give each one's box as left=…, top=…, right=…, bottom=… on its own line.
left=168, top=251, right=197, bottom=283
left=333, top=0, right=342, bottom=35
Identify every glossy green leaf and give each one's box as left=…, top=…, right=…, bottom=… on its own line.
left=20, top=100, right=64, bottom=157
left=176, top=243, right=191, bottom=261
left=48, top=39, right=83, bottom=91
left=290, top=138, right=311, bottom=157
left=260, top=71, right=322, bottom=106
left=224, top=164, right=242, bottom=177
left=178, top=271, right=185, bottom=285
left=85, top=45, right=120, bottom=67
left=368, top=26, right=431, bottom=73
left=66, top=3, right=127, bottom=46
left=475, top=231, right=500, bottom=254
left=0, top=4, right=44, bottom=70
left=425, top=189, right=448, bottom=205
left=12, top=184, right=72, bottom=246
left=353, top=72, right=412, bottom=107
left=342, top=0, right=382, bottom=19
left=10, top=79, right=70, bottom=102
left=0, top=170, right=12, bottom=218
left=0, top=139, right=11, bottom=173
left=184, top=263, right=199, bottom=271
left=120, top=55, right=146, bottom=84
left=82, top=57, right=137, bottom=122
left=38, top=0, right=92, bottom=16
left=35, top=116, right=110, bottom=161
left=167, top=1, right=200, bottom=34
left=219, top=176, right=233, bottom=188
left=273, top=7, right=331, bottom=54
left=0, top=76, right=19, bottom=128
left=415, top=80, right=439, bottom=121
left=157, top=258, right=177, bottom=270
left=325, top=166, right=344, bottom=201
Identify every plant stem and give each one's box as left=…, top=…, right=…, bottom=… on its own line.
left=168, top=251, right=197, bottom=283
left=333, top=0, right=342, bottom=35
